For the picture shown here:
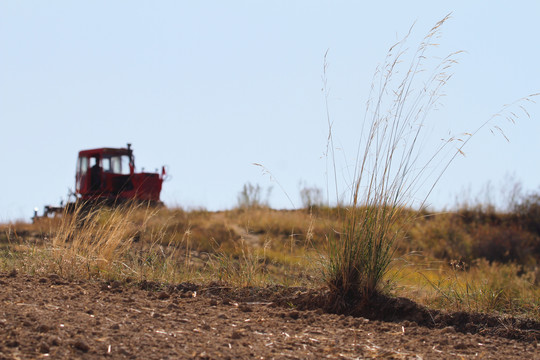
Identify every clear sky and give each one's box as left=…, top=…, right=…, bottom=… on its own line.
left=1, top=1, right=539, bottom=222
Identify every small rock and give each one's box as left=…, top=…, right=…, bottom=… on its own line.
left=353, top=318, right=370, bottom=327
left=238, top=304, right=252, bottom=313
left=6, top=340, right=19, bottom=348
left=288, top=310, right=300, bottom=320
left=441, top=326, right=456, bottom=334
left=180, top=291, right=195, bottom=298
left=48, top=336, right=61, bottom=346
left=157, top=291, right=170, bottom=300
left=231, top=330, right=243, bottom=339
left=36, top=324, right=50, bottom=333
left=38, top=342, right=50, bottom=354
left=402, top=320, right=417, bottom=328
left=118, top=347, right=131, bottom=356
left=110, top=323, right=120, bottom=330
left=72, top=338, right=90, bottom=352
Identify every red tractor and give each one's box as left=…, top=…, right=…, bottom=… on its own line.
left=36, top=144, right=166, bottom=219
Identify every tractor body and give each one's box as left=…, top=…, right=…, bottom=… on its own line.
left=75, top=144, right=163, bottom=204
left=34, top=144, right=165, bottom=220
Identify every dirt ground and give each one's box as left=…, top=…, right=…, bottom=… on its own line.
left=0, top=271, right=538, bottom=359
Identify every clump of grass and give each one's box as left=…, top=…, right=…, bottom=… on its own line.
left=322, top=14, right=536, bottom=306
left=404, top=202, right=540, bottom=266
left=237, top=182, right=272, bottom=210
left=53, top=205, right=127, bottom=275
left=229, top=207, right=331, bottom=248
left=420, top=259, right=540, bottom=318
left=47, top=202, right=147, bottom=279
left=208, top=238, right=269, bottom=287
left=405, top=212, right=474, bottom=262
left=385, top=257, right=540, bottom=320
left=323, top=15, right=460, bottom=304
left=299, top=183, right=324, bottom=210
left=2, top=202, right=191, bottom=283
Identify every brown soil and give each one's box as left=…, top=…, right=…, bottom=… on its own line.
left=0, top=271, right=538, bottom=359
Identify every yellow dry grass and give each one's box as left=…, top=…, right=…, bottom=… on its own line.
left=1, top=203, right=539, bottom=320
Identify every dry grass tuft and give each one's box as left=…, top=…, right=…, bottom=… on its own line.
left=323, top=14, right=461, bottom=304
left=321, top=14, right=538, bottom=309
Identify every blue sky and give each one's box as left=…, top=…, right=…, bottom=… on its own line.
left=1, top=1, right=539, bottom=221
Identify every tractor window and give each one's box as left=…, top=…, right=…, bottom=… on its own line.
left=109, top=155, right=131, bottom=175
left=89, top=157, right=99, bottom=168
left=102, top=157, right=111, bottom=172
left=77, top=157, right=89, bottom=175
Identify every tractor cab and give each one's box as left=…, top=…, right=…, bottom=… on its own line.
left=75, top=144, right=164, bottom=204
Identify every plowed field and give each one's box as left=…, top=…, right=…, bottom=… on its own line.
left=0, top=271, right=538, bottom=359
